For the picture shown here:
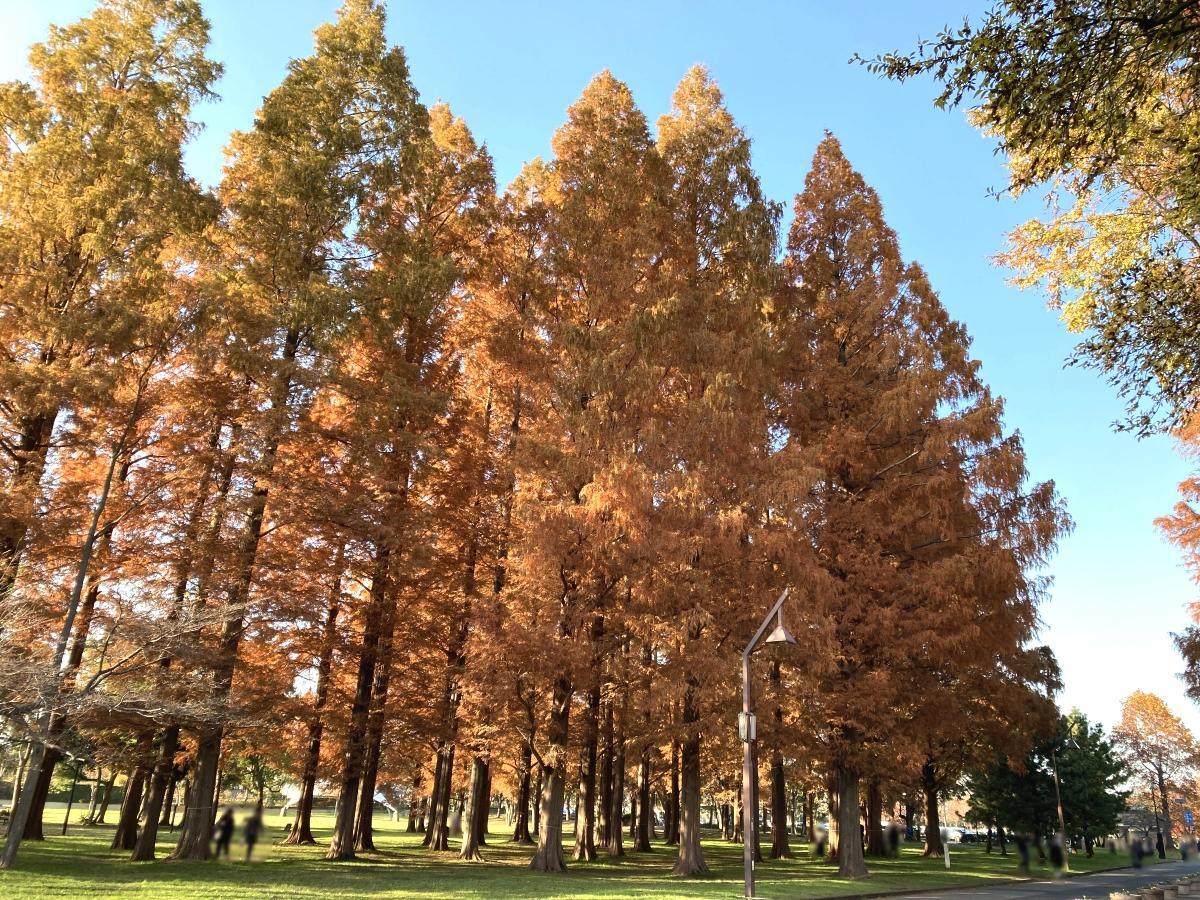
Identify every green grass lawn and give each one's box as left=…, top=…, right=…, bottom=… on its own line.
left=0, top=806, right=1166, bottom=899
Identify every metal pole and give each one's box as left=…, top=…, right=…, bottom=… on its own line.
left=739, top=589, right=790, bottom=900
left=742, top=651, right=754, bottom=899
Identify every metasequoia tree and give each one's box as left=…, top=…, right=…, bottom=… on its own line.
left=504, top=70, right=669, bottom=873
left=0, top=12, right=219, bottom=869
left=775, top=135, right=1068, bottom=877
left=649, top=66, right=781, bottom=877
left=172, top=0, right=425, bottom=860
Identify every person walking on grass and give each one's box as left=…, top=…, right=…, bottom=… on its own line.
left=214, top=808, right=235, bottom=859
left=244, top=804, right=263, bottom=861
left=1013, top=832, right=1030, bottom=875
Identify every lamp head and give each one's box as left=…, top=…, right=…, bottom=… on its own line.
left=763, top=606, right=796, bottom=645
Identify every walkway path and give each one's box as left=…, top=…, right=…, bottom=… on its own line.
left=886, top=858, right=1200, bottom=899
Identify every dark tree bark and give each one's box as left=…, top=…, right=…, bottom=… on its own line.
left=835, top=766, right=867, bottom=877
left=921, top=760, right=943, bottom=858
left=529, top=675, right=570, bottom=873
left=573, top=683, right=600, bottom=861
left=671, top=675, right=708, bottom=875
left=770, top=751, right=792, bottom=858
left=663, top=740, right=679, bottom=845
left=634, top=745, right=652, bottom=852
left=533, top=762, right=546, bottom=836
left=597, top=696, right=613, bottom=848
left=354, top=581, right=398, bottom=853
left=112, top=757, right=150, bottom=851
left=423, top=748, right=444, bottom=847
left=511, top=740, right=534, bottom=844
left=605, top=706, right=625, bottom=858
left=865, top=777, right=886, bottom=857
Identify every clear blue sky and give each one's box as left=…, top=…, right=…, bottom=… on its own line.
left=3, top=0, right=1197, bottom=734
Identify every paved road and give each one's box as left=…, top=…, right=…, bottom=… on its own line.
left=886, top=858, right=1200, bottom=899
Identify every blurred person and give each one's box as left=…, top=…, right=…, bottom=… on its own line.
left=213, top=808, right=235, bottom=860
left=244, top=804, right=263, bottom=861
left=1048, top=831, right=1065, bottom=879
left=1013, top=831, right=1030, bottom=875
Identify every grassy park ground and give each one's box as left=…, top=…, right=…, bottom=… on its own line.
left=0, top=805, right=1168, bottom=899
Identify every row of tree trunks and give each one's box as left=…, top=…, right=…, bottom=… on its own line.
left=326, top=545, right=390, bottom=861
left=130, top=727, right=180, bottom=860
left=171, top=335, right=298, bottom=863
left=634, top=745, right=652, bottom=852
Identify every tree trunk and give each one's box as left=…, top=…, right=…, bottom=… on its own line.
left=605, top=706, right=625, bottom=858
left=354, top=581, right=398, bottom=853
left=84, top=768, right=104, bottom=823
left=511, top=741, right=533, bottom=844
left=921, top=760, right=943, bottom=858
left=573, top=684, right=599, bottom=861
left=865, top=777, right=886, bottom=857
left=1157, top=766, right=1174, bottom=849
left=112, top=755, right=150, bottom=851
left=460, top=756, right=488, bottom=861
left=998, top=824, right=1007, bottom=855
left=597, top=696, right=612, bottom=849
left=529, top=674, right=570, bottom=872
left=327, top=546, right=389, bottom=861
left=635, top=745, right=652, bottom=852
left=95, top=769, right=116, bottom=824
left=131, top=726, right=179, bottom=860
left=664, top=740, right=680, bottom=845
left=533, top=762, right=545, bottom=836
left=770, top=751, right=792, bottom=858
left=423, top=748, right=445, bottom=847
left=671, top=677, right=708, bottom=875
left=429, top=743, right=457, bottom=851
left=835, top=766, right=867, bottom=877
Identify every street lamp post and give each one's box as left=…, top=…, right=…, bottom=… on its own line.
left=740, top=588, right=796, bottom=900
